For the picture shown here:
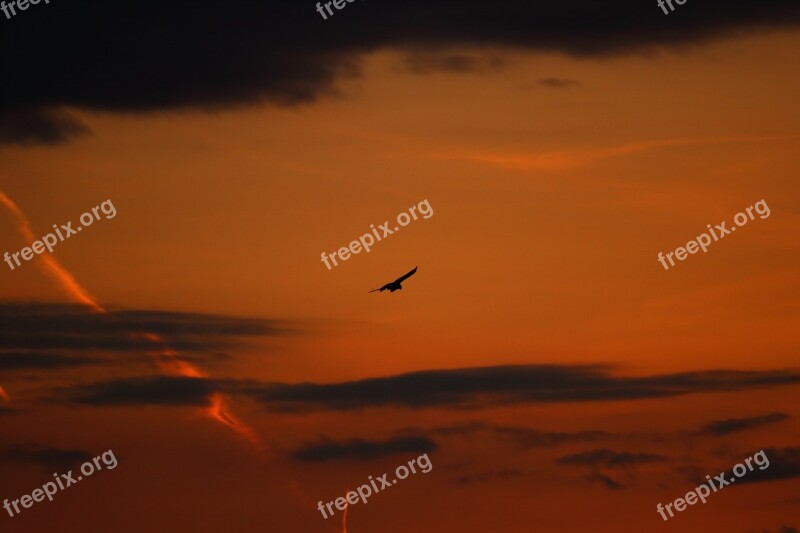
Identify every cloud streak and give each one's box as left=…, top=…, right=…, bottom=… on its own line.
left=240, top=364, right=800, bottom=412
left=0, top=302, right=297, bottom=354
left=292, top=436, right=438, bottom=462
left=698, top=412, right=790, bottom=436
left=0, top=443, right=93, bottom=472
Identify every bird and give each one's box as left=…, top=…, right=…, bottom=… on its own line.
left=369, top=266, right=417, bottom=293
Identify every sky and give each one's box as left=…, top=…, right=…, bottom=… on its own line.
left=0, top=1, right=799, bottom=532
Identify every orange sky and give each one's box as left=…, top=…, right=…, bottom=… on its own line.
left=1, top=24, right=798, bottom=533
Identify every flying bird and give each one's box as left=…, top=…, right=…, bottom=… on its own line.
left=369, top=266, right=418, bottom=293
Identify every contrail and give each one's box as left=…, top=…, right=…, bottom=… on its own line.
left=0, top=190, right=262, bottom=448
left=0, top=191, right=102, bottom=313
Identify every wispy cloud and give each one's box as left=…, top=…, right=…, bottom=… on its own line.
left=555, top=449, right=667, bottom=469
left=0, top=443, right=93, bottom=472
left=292, top=436, right=437, bottom=462
left=238, top=364, right=800, bottom=412
left=431, top=135, right=799, bottom=172
left=0, top=302, right=298, bottom=354
left=698, top=412, right=790, bottom=436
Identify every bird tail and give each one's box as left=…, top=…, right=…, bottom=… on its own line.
left=368, top=288, right=380, bottom=293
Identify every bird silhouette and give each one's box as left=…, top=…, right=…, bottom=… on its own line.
left=369, top=266, right=417, bottom=293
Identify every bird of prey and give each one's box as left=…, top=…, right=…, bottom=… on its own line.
left=369, top=266, right=418, bottom=293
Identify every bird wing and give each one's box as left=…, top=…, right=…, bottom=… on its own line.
left=369, top=283, right=392, bottom=293
left=394, top=266, right=418, bottom=284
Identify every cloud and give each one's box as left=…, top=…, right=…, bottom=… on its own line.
left=59, top=364, right=800, bottom=414
left=532, top=78, right=582, bottom=89
left=452, top=468, right=524, bottom=485
left=240, top=364, right=800, bottom=411
left=0, top=302, right=296, bottom=354
left=738, top=447, right=800, bottom=484
left=698, top=412, right=790, bottom=436
left=402, top=52, right=505, bottom=74
left=62, top=376, right=216, bottom=406
left=494, top=426, right=612, bottom=448
left=292, top=435, right=438, bottom=462
left=751, top=527, right=799, bottom=533
left=0, top=109, right=90, bottom=146
left=555, top=449, right=667, bottom=469
left=2, top=0, right=799, bottom=144
left=0, top=443, right=93, bottom=472
left=584, top=473, right=625, bottom=490
left=0, top=351, right=99, bottom=371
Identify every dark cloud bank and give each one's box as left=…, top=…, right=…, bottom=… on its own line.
left=60, top=364, right=800, bottom=410
left=1, top=0, right=798, bottom=144
left=0, top=302, right=296, bottom=354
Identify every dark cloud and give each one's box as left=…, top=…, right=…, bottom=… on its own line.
left=0, top=302, right=296, bottom=353
left=584, top=473, right=625, bottom=490
left=452, top=468, right=524, bottom=485
left=292, top=435, right=437, bottom=462
left=737, top=447, right=800, bottom=484
left=555, top=449, right=667, bottom=469
left=59, top=364, right=800, bottom=414
left=0, top=443, right=93, bottom=472
left=63, top=376, right=216, bottom=406
left=0, top=351, right=99, bottom=371
left=402, top=52, right=505, bottom=74
left=1, top=0, right=799, bottom=144
left=0, top=108, right=90, bottom=146
left=535, top=78, right=582, bottom=89
left=698, top=412, right=790, bottom=436
left=752, top=527, right=799, bottom=533
left=494, top=426, right=611, bottom=448
left=239, top=364, right=800, bottom=412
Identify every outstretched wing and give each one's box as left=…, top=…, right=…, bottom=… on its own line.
left=368, top=283, right=392, bottom=293
left=394, top=266, right=418, bottom=284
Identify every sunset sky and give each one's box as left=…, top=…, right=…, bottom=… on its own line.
left=1, top=1, right=798, bottom=532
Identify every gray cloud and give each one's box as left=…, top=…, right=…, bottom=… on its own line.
left=698, top=412, right=790, bottom=436
left=0, top=351, right=99, bottom=371
left=584, top=473, right=625, bottom=490
left=63, top=376, right=216, bottom=406
left=737, top=447, right=800, bottom=485
left=292, top=435, right=437, bottom=462
left=0, top=108, right=90, bottom=146
left=0, top=443, right=93, bottom=472
left=555, top=449, right=667, bottom=469
left=402, top=52, right=505, bottom=74
left=59, top=364, right=800, bottom=414
left=0, top=302, right=296, bottom=354
left=2, top=0, right=799, bottom=144
left=240, top=364, right=800, bottom=412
